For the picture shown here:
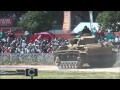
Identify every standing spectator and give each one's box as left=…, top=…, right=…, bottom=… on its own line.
left=100, top=30, right=105, bottom=40
left=19, top=36, right=25, bottom=45
left=0, top=29, right=5, bottom=40
left=11, top=38, right=17, bottom=48
left=24, top=30, right=30, bottom=44
left=6, top=36, right=10, bottom=45
left=8, top=29, right=15, bottom=43
left=21, top=40, right=27, bottom=48
left=97, top=27, right=102, bottom=41
left=107, top=27, right=112, bottom=34
left=92, top=27, right=97, bottom=38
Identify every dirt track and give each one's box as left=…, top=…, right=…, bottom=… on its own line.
left=0, top=65, right=120, bottom=73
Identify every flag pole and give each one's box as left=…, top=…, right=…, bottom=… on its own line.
left=89, top=11, right=93, bottom=31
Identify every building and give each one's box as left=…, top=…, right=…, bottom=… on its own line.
left=0, top=11, right=26, bottom=30
left=0, top=11, right=27, bottom=37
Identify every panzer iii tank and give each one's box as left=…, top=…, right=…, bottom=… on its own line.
left=53, top=33, right=117, bottom=69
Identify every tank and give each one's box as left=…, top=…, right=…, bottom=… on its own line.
left=53, top=33, right=117, bottom=69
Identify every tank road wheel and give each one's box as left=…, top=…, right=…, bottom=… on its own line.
left=54, top=55, right=60, bottom=66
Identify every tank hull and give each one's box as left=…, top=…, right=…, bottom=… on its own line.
left=54, top=49, right=117, bottom=69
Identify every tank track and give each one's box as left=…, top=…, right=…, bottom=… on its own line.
left=55, top=53, right=85, bottom=69
left=57, top=54, right=85, bottom=69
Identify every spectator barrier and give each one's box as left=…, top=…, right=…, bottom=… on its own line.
left=0, top=51, right=120, bottom=66
left=0, top=53, right=55, bottom=65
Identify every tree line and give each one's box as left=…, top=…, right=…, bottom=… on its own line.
left=18, top=11, right=120, bottom=34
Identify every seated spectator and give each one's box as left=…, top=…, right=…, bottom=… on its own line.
left=4, top=48, right=9, bottom=55
left=20, top=48, right=25, bottom=54
left=0, top=46, right=3, bottom=54
left=35, top=45, right=41, bottom=53
left=24, top=45, right=30, bottom=53
left=15, top=47, right=21, bottom=53
left=106, top=31, right=115, bottom=42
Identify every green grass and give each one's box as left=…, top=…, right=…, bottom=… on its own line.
left=0, top=71, right=120, bottom=79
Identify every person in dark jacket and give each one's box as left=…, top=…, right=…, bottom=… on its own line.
left=81, top=26, right=92, bottom=36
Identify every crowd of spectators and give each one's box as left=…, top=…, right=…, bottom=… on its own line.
left=0, top=26, right=120, bottom=55
left=76, top=26, right=120, bottom=49
left=91, top=27, right=120, bottom=49
left=0, top=29, right=69, bottom=54
left=91, top=27, right=120, bottom=43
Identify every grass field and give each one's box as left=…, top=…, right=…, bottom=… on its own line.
left=0, top=71, right=120, bottom=79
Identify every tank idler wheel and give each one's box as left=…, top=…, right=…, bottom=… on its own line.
left=77, top=61, right=83, bottom=69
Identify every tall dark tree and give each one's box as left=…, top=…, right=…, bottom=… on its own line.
left=18, top=11, right=54, bottom=33
left=96, top=11, right=120, bottom=31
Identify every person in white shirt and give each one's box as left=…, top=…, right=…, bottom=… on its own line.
left=107, top=27, right=111, bottom=34
left=22, top=40, right=27, bottom=48
left=115, top=36, right=119, bottom=43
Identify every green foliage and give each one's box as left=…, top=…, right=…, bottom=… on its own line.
left=96, top=11, right=120, bottom=31
left=18, top=11, right=53, bottom=33
left=0, top=72, right=120, bottom=79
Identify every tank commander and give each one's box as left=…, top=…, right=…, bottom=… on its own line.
left=81, top=26, right=92, bottom=36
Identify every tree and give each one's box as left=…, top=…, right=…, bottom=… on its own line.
left=18, top=11, right=54, bottom=33
left=96, top=11, right=120, bottom=31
